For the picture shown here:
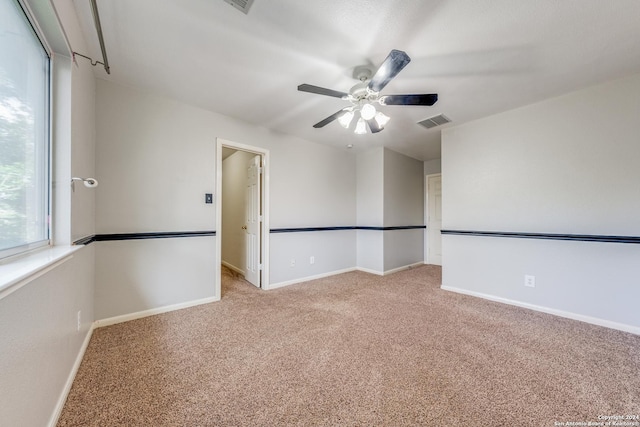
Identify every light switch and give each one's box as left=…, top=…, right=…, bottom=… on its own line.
left=205, top=193, right=213, bottom=204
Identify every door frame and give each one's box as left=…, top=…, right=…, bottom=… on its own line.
left=425, top=173, right=442, bottom=265
left=215, top=138, right=270, bottom=298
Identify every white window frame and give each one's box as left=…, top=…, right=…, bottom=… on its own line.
left=0, top=0, right=52, bottom=261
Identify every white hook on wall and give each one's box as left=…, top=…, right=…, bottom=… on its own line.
left=71, top=177, right=99, bottom=191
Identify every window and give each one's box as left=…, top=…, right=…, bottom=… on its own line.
left=0, top=0, right=50, bottom=259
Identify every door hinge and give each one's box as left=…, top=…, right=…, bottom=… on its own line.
left=258, top=264, right=263, bottom=270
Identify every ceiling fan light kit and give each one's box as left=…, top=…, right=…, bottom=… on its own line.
left=338, top=110, right=355, bottom=128
left=375, top=111, right=390, bottom=127
left=298, top=49, right=438, bottom=135
left=360, top=103, right=376, bottom=120
left=354, top=117, right=367, bottom=135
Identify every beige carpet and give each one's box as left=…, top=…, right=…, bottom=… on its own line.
left=58, top=265, right=640, bottom=426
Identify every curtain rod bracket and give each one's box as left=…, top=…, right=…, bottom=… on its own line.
left=73, top=52, right=108, bottom=72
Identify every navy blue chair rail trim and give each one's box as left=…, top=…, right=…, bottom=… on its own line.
left=73, top=231, right=216, bottom=245
left=74, top=226, right=426, bottom=244
left=270, top=225, right=426, bottom=233
left=73, top=235, right=96, bottom=245
left=441, top=229, right=640, bottom=244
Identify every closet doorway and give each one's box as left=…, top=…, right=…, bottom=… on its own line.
left=215, top=138, right=270, bottom=298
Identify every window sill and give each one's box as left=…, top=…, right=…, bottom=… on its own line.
left=0, top=245, right=82, bottom=300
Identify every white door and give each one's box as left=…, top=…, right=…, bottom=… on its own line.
left=244, top=155, right=261, bottom=287
left=427, top=174, right=442, bottom=265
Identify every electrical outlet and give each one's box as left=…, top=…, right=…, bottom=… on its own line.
left=310, top=256, right=315, bottom=265
left=290, top=259, right=296, bottom=267
left=76, top=310, right=81, bottom=331
left=524, top=275, right=536, bottom=288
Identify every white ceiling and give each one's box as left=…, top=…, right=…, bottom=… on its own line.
left=72, top=0, right=640, bottom=161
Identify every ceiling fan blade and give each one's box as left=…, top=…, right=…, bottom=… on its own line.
left=313, top=108, right=350, bottom=128
left=298, top=84, right=348, bottom=99
left=366, top=119, right=383, bottom=133
left=367, top=49, right=411, bottom=93
left=379, top=94, right=438, bottom=106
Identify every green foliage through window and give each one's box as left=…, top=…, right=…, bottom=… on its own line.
left=0, top=0, right=50, bottom=257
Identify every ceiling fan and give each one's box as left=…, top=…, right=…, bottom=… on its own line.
left=298, top=49, right=438, bottom=134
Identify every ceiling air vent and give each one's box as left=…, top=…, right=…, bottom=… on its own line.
left=223, top=0, right=254, bottom=14
left=418, top=114, right=451, bottom=129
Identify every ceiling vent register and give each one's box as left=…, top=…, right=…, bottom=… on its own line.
left=223, top=0, right=254, bottom=14
left=418, top=114, right=451, bottom=129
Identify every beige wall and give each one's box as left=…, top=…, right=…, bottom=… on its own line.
left=356, top=148, right=425, bottom=274
left=442, top=72, right=640, bottom=332
left=94, top=78, right=359, bottom=313
left=0, top=0, right=96, bottom=425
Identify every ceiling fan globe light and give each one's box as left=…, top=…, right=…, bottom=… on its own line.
left=338, top=111, right=354, bottom=128
left=354, top=117, right=367, bottom=134
left=374, top=111, right=390, bottom=127
left=361, top=103, right=376, bottom=120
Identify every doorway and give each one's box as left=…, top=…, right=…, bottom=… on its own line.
left=426, top=173, right=442, bottom=265
left=215, top=138, right=270, bottom=298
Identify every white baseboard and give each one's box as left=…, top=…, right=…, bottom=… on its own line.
left=48, top=323, right=95, bottom=427
left=94, top=296, right=219, bottom=328
left=268, top=262, right=427, bottom=289
left=355, top=266, right=383, bottom=276
left=381, top=262, right=425, bottom=276
left=441, top=285, right=640, bottom=336
left=221, top=260, right=244, bottom=276
left=356, top=261, right=425, bottom=277
left=267, top=267, right=357, bottom=290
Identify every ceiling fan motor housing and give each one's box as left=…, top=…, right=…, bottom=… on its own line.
left=349, top=82, right=373, bottom=101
